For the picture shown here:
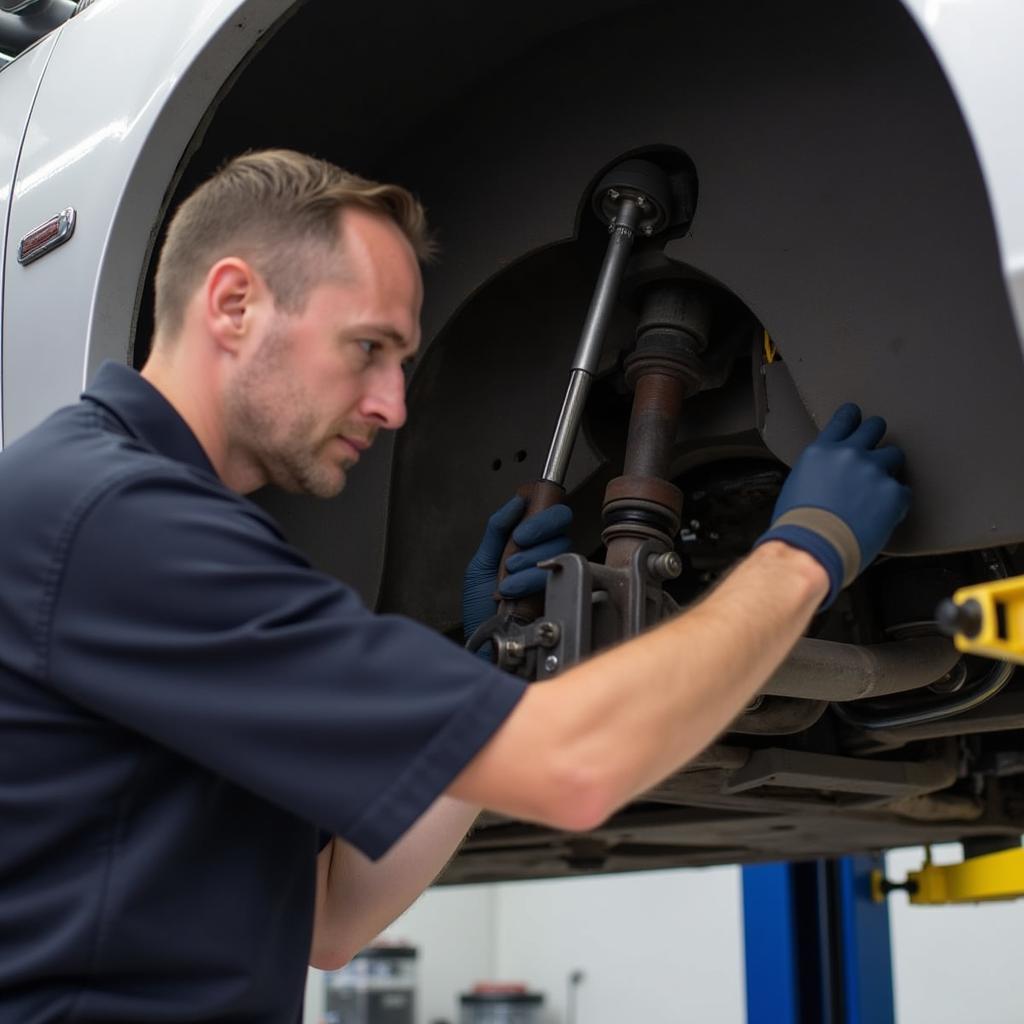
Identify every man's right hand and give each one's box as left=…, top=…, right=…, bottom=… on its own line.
left=755, top=402, right=911, bottom=608
left=462, top=496, right=573, bottom=643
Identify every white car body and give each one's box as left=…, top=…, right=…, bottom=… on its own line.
left=1, top=0, right=291, bottom=445
left=1, top=0, right=1023, bottom=446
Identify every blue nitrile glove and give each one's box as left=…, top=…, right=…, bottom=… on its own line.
left=755, top=403, right=911, bottom=608
left=462, top=495, right=573, bottom=642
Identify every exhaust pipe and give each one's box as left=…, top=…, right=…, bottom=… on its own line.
left=762, top=635, right=961, bottom=702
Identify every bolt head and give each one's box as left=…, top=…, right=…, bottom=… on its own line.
left=641, top=224, right=654, bottom=236
left=648, top=551, right=683, bottom=580
left=544, top=655, right=560, bottom=673
left=606, top=188, right=620, bottom=201
left=536, top=621, right=560, bottom=646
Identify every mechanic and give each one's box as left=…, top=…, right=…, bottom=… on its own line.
left=0, top=149, right=910, bottom=1024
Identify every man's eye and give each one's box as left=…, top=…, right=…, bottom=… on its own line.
left=358, top=339, right=380, bottom=356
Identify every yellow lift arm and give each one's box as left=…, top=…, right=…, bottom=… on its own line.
left=937, top=575, right=1024, bottom=665
left=872, top=846, right=1024, bottom=906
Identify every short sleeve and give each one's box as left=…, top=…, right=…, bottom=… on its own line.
left=44, top=471, right=525, bottom=860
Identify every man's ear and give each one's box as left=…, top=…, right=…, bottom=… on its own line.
left=204, top=257, right=265, bottom=354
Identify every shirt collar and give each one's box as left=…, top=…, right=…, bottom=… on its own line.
left=82, top=361, right=219, bottom=479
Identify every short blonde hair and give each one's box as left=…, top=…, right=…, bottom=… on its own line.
left=153, top=149, right=433, bottom=338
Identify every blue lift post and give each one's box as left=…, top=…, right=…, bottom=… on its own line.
left=742, top=856, right=895, bottom=1024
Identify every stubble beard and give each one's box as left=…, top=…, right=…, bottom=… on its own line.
left=225, top=328, right=350, bottom=499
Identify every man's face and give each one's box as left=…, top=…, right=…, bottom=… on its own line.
left=226, top=208, right=423, bottom=497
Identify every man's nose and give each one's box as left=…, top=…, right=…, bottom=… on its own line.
left=361, top=367, right=408, bottom=430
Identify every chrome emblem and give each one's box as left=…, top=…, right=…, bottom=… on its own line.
left=18, top=207, right=77, bottom=266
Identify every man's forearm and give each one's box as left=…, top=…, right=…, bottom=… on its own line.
left=449, top=541, right=828, bottom=828
left=311, top=796, right=480, bottom=970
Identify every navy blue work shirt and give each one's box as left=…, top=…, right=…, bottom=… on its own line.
left=0, top=362, right=526, bottom=1024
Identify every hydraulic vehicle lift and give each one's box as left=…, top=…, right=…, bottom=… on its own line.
left=740, top=496, right=1024, bottom=1024
left=743, top=857, right=894, bottom=1024
left=743, top=839, right=1024, bottom=1023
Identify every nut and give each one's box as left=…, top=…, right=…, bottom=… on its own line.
left=498, top=637, right=526, bottom=666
